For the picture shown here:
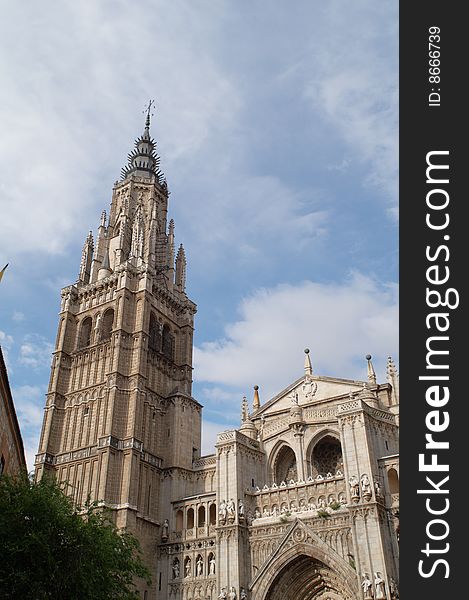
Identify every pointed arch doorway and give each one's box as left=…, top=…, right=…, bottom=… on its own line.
left=251, top=525, right=360, bottom=600
left=264, top=554, right=350, bottom=600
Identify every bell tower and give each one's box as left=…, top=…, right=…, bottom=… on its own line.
left=35, top=106, right=200, bottom=589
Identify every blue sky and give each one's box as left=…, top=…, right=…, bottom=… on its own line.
left=0, top=1, right=398, bottom=469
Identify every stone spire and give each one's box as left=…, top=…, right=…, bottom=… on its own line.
left=120, top=101, right=164, bottom=182
left=78, top=231, right=94, bottom=284
left=304, top=348, right=313, bottom=376
left=175, top=244, right=187, bottom=291
left=366, top=354, right=377, bottom=386
left=252, top=385, right=260, bottom=411
left=386, top=356, right=399, bottom=405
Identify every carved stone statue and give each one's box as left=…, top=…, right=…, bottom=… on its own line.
left=362, top=573, right=373, bottom=599
left=349, top=476, right=360, bottom=502
left=219, top=500, right=227, bottom=524
left=361, top=474, right=372, bottom=501
left=254, top=507, right=261, bottom=519
left=374, top=480, right=382, bottom=498
left=209, top=555, right=216, bottom=575
left=94, top=313, right=102, bottom=342
left=227, top=498, right=236, bottom=522
left=228, top=586, right=237, bottom=600
left=185, top=558, right=191, bottom=577
left=172, top=559, right=180, bottom=579
left=196, top=556, right=203, bottom=576
left=238, top=499, right=245, bottom=521
left=218, top=588, right=227, bottom=600
left=161, top=518, right=169, bottom=540
left=240, top=588, right=248, bottom=600
left=374, top=572, right=385, bottom=599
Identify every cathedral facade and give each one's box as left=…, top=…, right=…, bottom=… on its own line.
left=35, top=113, right=399, bottom=600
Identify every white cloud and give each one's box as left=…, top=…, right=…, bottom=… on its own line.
left=300, top=2, right=398, bottom=211
left=12, top=311, right=25, bottom=322
left=19, top=334, right=54, bottom=371
left=0, top=1, right=241, bottom=260
left=194, top=272, right=398, bottom=401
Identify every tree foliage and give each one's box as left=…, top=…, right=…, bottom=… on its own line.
left=0, top=474, right=151, bottom=600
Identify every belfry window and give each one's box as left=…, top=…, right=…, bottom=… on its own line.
left=101, top=309, right=114, bottom=342
left=148, top=312, right=162, bottom=352
left=162, top=324, right=174, bottom=360
left=78, top=317, right=92, bottom=348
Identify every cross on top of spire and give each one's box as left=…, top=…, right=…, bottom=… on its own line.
left=144, top=99, right=156, bottom=129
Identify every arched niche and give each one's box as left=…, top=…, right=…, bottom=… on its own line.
left=272, top=444, right=298, bottom=484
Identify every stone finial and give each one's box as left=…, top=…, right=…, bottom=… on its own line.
left=175, top=244, right=187, bottom=291
left=240, top=396, right=257, bottom=439
left=78, top=230, right=94, bottom=284
left=386, top=356, right=399, bottom=405
left=100, top=210, right=107, bottom=228
left=241, top=396, right=249, bottom=423
left=252, top=385, right=260, bottom=411
left=366, top=354, right=377, bottom=385
left=304, top=348, right=313, bottom=376
left=168, top=219, right=175, bottom=268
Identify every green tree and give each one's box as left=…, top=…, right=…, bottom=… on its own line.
left=0, top=474, right=151, bottom=599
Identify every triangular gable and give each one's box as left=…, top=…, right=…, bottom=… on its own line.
left=254, top=374, right=367, bottom=417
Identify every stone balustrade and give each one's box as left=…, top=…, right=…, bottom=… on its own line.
left=248, top=473, right=347, bottom=522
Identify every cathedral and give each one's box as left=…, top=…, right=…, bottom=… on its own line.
left=35, top=110, right=399, bottom=600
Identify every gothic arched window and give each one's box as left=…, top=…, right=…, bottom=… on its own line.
left=148, top=312, right=162, bottom=352
left=101, top=309, right=114, bottom=342
left=78, top=317, right=92, bottom=348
